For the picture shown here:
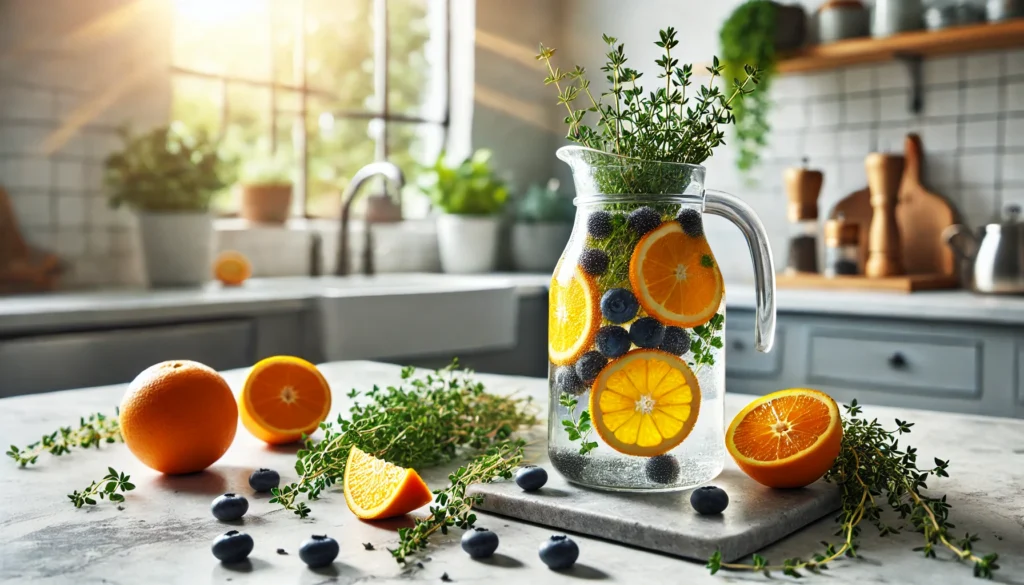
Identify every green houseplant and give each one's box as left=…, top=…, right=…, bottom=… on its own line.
left=236, top=148, right=295, bottom=224
left=104, top=123, right=227, bottom=287
left=419, top=149, right=509, bottom=273
left=511, top=178, right=575, bottom=272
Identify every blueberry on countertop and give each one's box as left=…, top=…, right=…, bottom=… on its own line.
left=578, top=248, right=610, bottom=276
left=659, top=327, right=691, bottom=356
left=677, top=208, right=704, bottom=238
left=690, top=485, right=729, bottom=515
left=574, top=351, right=607, bottom=385
left=211, top=530, right=254, bottom=563
left=595, top=325, right=631, bottom=358
left=554, top=366, right=586, bottom=396
left=248, top=468, right=280, bottom=493
left=461, top=527, right=500, bottom=558
left=587, top=211, right=614, bottom=240
left=630, top=317, right=665, bottom=349
left=600, top=288, right=639, bottom=324
left=628, top=206, right=663, bottom=236
left=514, top=465, right=548, bottom=491
left=299, top=534, right=340, bottom=568
left=644, top=455, right=681, bottom=485
left=539, top=535, right=580, bottom=570
left=211, top=493, right=249, bottom=521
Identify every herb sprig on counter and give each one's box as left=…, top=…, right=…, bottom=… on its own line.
left=707, top=400, right=999, bottom=579
left=67, top=467, right=135, bottom=508
left=7, top=411, right=123, bottom=467
left=270, top=362, right=537, bottom=519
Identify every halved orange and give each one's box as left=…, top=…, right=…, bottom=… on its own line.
left=214, top=250, right=252, bottom=286
left=726, top=389, right=843, bottom=488
left=343, top=446, right=433, bottom=520
left=548, top=265, right=600, bottom=365
left=239, top=356, right=332, bottom=445
left=590, top=350, right=701, bottom=457
left=629, top=221, right=724, bottom=328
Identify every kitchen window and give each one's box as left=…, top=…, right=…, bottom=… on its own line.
left=170, top=0, right=450, bottom=219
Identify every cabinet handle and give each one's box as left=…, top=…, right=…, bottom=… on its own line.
left=888, top=352, right=908, bottom=369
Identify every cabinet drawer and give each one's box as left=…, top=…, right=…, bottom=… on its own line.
left=807, top=328, right=981, bottom=397
left=726, top=326, right=783, bottom=378
left=0, top=320, right=255, bottom=397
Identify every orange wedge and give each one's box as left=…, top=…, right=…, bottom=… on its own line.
left=239, top=356, right=332, bottom=445
left=214, top=250, right=252, bottom=286
left=726, top=389, right=843, bottom=488
left=343, top=446, right=433, bottom=520
left=590, top=350, right=701, bottom=457
left=629, top=221, right=724, bottom=328
left=548, top=265, right=600, bottom=365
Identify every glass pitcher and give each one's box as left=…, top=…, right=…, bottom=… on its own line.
left=547, top=146, right=776, bottom=492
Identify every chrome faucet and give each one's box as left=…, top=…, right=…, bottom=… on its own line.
left=335, top=161, right=405, bottom=276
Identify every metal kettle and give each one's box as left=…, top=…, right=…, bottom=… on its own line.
left=944, top=205, right=1024, bottom=294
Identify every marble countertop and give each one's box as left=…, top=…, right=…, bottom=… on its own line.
left=2, top=361, right=1022, bottom=584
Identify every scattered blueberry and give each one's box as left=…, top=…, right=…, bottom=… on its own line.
left=578, top=248, right=609, bottom=276
left=277, top=548, right=288, bottom=555
left=554, top=366, right=586, bottom=396
left=595, top=325, right=631, bottom=358
left=461, top=527, right=500, bottom=558
left=587, top=211, right=613, bottom=239
left=299, top=534, right=340, bottom=568
left=659, top=327, right=691, bottom=355
left=677, top=208, right=704, bottom=238
left=600, top=288, right=639, bottom=324
left=248, top=468, right=280, bottom=493
left=574, top=351, right=607, bottom=385
left=211, top=493, right=249, bottom=521
left=629, top=317, right=665, bottom=348
left=515, top=465, right=549, bottom=491
left=211, top=530, right=254, bottom=563
left=363, top=542, right=375, bottom=551
left=690, top=485, right=730, bottom=515
left=644, top=455, right=681, bottom=484
left=539, top=535, right=580, bottom=570
left=441, top=573, right=453, bottom=582
left=628, top=206, right=662, bottom=236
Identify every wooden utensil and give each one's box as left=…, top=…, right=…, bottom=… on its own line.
left=896, top=134, right=958, bottom=276
left=0, top=186, right=63, bottom=294
left=864, top=151, right=906, bottom=277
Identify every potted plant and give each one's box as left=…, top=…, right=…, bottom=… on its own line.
left=104, top=123, right=227, bottom=288
left=511, top=178, right=574, bottom=272
left=419, top=149, right=509, bottom=274
left=237, top=148, right=294, bottom=224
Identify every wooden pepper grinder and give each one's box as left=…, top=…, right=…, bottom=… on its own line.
left=864, top=152, right=905, bottom=278
left=783, top=158, right=824, bottom=274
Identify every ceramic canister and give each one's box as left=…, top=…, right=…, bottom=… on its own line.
left=818, top=0, right=870, bottom=42
left=872, top=0, right=924, bottom=37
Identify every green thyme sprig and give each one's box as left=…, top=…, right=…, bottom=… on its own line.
left=67, top=467, right=135, bottom=508
left=270, top=362, right=537, bottom=519
left=391, top=442, right=524, bottom=564
left=559, top=393, right=597, bottom=455
left=707, top=401, right=999, bottom=579
left=7, top=410, right=122, bottom=467
left=690, top=313, right=725, bottom=373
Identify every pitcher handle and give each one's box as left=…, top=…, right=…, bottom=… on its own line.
left=703, top=189, right=777, bottom=353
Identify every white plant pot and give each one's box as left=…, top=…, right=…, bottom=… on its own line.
left=436, top=214, right=500, bottom=274
left=137, top=211, right=214, bottom=288
left=511, top=222, right=573, bottom=272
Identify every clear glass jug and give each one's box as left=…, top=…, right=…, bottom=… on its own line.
left=547, top=146, right=777, bottom=492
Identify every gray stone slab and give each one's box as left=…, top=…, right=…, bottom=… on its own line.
left=469, top=451, right=841, bottom=563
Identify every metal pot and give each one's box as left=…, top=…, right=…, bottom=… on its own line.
left=944, top=205, right=1024, bottom=294
left=987, top=0, right=1024, bottom=21
left=818, top=0, right=870, bottom=42
left=872, top=0, right=924, bottom=37
left=774, top=2, right=809, bottom=50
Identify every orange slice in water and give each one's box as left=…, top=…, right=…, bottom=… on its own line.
left=589, top=349, right=701, bottom=457
left=726, top=389, right=843, bottom=488
left=343, top=446, right=433, bottom=520
left=629, top=221, right=724, bottom=328
left=548, top=265, right=600, bottom=365
left=239, top=356, right=332, bottom=445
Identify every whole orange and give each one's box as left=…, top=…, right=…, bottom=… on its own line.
left=119, top=360, right=238, bottom=474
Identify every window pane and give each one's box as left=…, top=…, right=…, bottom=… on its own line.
left=171, top=75, right=223, bottom=137
left=388, top=0, right=446, bottom=120
left=305, top=0, right=375, bottom=111
left=172, top=0, right=273, bottom=80
left=389, top=122, right=444, bottom=218
left=306, top=100, right=375, bottom=218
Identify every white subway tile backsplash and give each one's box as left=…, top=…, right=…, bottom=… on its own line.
left=55, top=160, right=82, bottom=190
left=958, top=186, right=997, bottom=227
left=804, top=129, right=838, bottom=158
left=877, top=123, right=910, bottom=153
left=4, top=157, right=50, bottom=189
left=964, top=52, right=1003, bottom=82
left=838, top=128, right=874, bottom=158
left=843, top=66, right=875, bottom=92
left=773, top=100, right=807, bottom=130
left=1002, top=152, right=1024, bottom=183
left=922, top=87, right=960, bottom=119
left=925, top=154, right=959, bottom=187
left=923, top=55, right=962, bottom=86
left=965, top=83, right=1001, bottom=115
left=802, top=71, right=842, bottom=97
left=879, top=92, right=911, bottom=122
left=54, top=229, right=86, bottom=260
left=844, top=94, right=877, bottom=124
left=809, top=98, right=841, bottom=127
left=1006, top=49, right=1024, bottom=76
left=767, top=131, right=803, bottom=159
left=56, top=194, right=87, bottom=227
left=87, top=228, right=110, bottom=255
left=1006, top=81, right=1024, bottom=113
left=920, top=121, right=959, bottom=152
left=963, top=119, right=1000, bottom=149
left=1006, top=117, right=1024, bottom=148
left=958, top=152, right=998, bottom=186
left=9, top=191, right=52, bottom=228
left=876, top=62, right=911, bottom=90
left=837, top=160, right=867, bottom=194
left=3, top=86, right=54, bottom=121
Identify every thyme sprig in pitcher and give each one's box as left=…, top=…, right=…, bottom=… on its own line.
left=539, top=29, right=777, bottom=491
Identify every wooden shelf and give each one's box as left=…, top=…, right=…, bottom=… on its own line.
left=776, top=19, right=1024, bottom=74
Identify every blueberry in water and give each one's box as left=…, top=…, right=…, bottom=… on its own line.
left=600, top=288, right=639, bottom=324
left=514, top=465, right=549, bottom=491
left=211, top=530, right=254, bottom=563
left=628, top=206, right=662, bottom=236
left=629, top=317, right=665, bottom=348
left=578, top=248, right=609, bottom=276
left=659, top=327, right=691, bottom=355
left=539, top=535, right=580, bottom=570
left=554, top=366, right=586, bottom=396
left=211, top=493, right=249, bottom=521
left=461, top=527, right=500, bottom=558
left=677, top=208, right=704, bottom=238
left=690, top=485, right=730, bottom=515
left=595, top=325, right=631, bottom=358
left=248, top=468, right=280, bottom=493
left=644, top=455, right=681, bottom=484
left=299, top=534, right=340, bottom=568
left=587, top=211, right=613, bottom=239
left=574, top=351, right=607, bottom=385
